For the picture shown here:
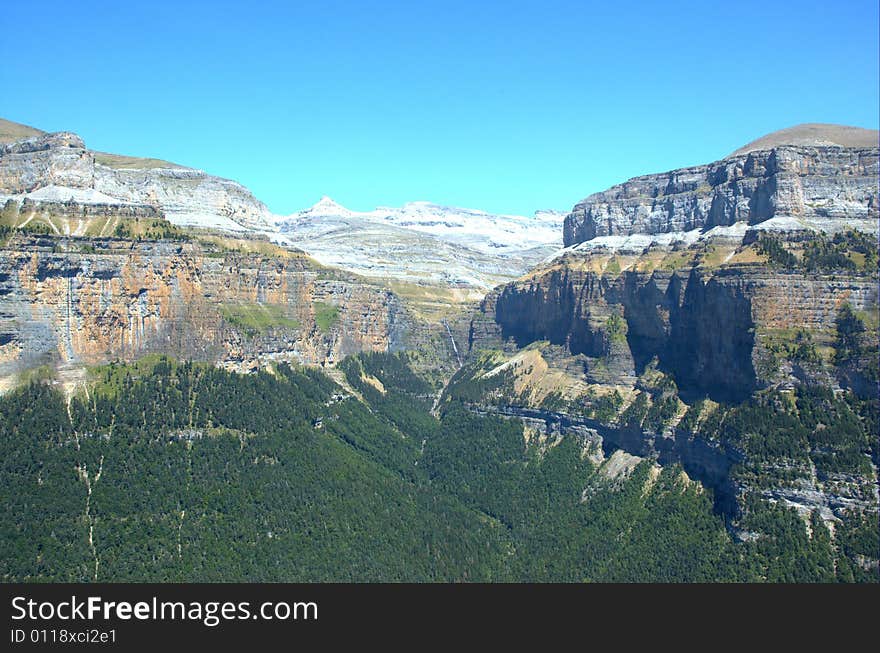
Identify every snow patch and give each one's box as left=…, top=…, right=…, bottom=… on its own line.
left=748, top=216, right=817, bottom=232
left=546, top=222, right=754, bottom=261
left=13, top=185, right=132, bottom=205
left=164, top=212, right=252, bottom=232
left=702, top=221, right=750, bottom=239
left=279, top=198, right=565, bottom=257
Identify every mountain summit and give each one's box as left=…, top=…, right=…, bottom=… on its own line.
left=564, top=123, right=879, bottom=247
left=729, top=123, right=878, bottom=157
left=0, top=119, right=272, bottom=231
left=276, top=198, right=565, bottom=289
left=301, top=195, right=353, bottom=217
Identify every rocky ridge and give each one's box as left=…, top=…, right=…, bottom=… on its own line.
left=0, top=130, right=273, bottom=232
left=729, top=123, right=878, bottom=156
left=563, top=129, right=878, bottom=247
left=273, top=196, right=565, bottom=289
left=0, top=119, right=565, bottom=290
left=463, top=248, right=878, bottom=525
left=0, top=234, right=422, bottom=386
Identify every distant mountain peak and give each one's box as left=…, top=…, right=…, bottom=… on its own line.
left=301, top=195, right=352, bottom=217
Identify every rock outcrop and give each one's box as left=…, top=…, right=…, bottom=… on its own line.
left=467, top=125, right=879, bottom=528
left=0, top=235, right=409, bottom=382
left=274, top=196, right=565, bottom=289
left=0, top=132, right=94, bottom=193
left=0, top=130, right=272, bottom=231
left=477, top=261, right=877, bottom=401
left=563, top=141, right=879, bottom=247
left=93, top=166, right=271, bottom=231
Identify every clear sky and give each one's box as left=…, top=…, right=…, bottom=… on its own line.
left=2, top=0, right=878, bottom=216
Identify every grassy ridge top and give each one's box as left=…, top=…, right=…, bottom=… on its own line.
left=93, top=151, right=183, bottom=170
left=1, top=117, right=182, bottom=169
left=0, top=117, right=44, bottom=143
left=730, top=123, right=878, bottom=157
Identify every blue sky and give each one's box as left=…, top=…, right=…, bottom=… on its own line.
left=2, top=0, right=877, bottom=216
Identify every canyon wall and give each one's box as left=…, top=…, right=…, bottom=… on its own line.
left=563, top=145, right=879, bottom=246
left=0, top=131, right=272, bottom=230
left=0, top=234, right=408, bottom=383
left=475, top=262, right=877, bottom=401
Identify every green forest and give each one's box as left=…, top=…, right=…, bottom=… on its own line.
left=1, top=353, right=877, bottom=582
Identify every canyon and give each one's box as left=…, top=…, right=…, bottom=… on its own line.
left=1, top=117, right=877, bottom=545
left=0, top=235, right=408, bottom=382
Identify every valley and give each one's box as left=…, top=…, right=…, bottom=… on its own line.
left=0, top=117, right=877, bottom=582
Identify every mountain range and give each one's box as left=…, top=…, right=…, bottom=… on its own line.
left=0, top=118, right=564, bottom=289
left=0, top=116, right=877, bottom=582
left=273, top=196, right=564, bottom=289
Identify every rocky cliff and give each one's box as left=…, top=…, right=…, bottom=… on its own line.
left=0, top=233, right=414, bottom=388
left=460, top=240, right=879, bottom=523
left=563, top=137, right=878, bottom=247
left=0, top=120, right=569, bottom=292
left=0, top=121, right=489, bottom=388
left=0, top=130, right=272, bottom=231
left=464, top=126, right=879, bottom=533
left=480, top=258, right=877, bottom=400
left=274, top=196, right=564, bottom=290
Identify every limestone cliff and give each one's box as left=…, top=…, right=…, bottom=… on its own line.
left=462, top=241, right=879, bottom=524
left=563, top=131, right=878, bottom=247
left=0, top=234, right=412, bottom=385
left=0, top=130, right=272, bottom=231
left=464, top=127, right=879, bottom=531
left=479, top=257, right=877, bottom=401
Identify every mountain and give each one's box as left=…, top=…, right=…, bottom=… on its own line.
left=0, top=121, right=272, bottom=231
left=0, top=118, right=565, bottom=291
left=0, top=117, right=44, bottom=143
left=0, top=118, right=877, bottom=583
left=563, top=124, right=879, bottom=248
left=274, top=196, right=564, bottom=290
left=0, top=118, right=563, bottom=394
left=729, top=123, right=878, bottom=157
left=463, top=126, right=879, bottom=556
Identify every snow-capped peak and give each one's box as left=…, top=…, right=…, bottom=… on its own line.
left=272, top=196, right=568, bottom=289
left=278, top=196, right=565, bottom=258
left=299, top=195, right=352, bottom=217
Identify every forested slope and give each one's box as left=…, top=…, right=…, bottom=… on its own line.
left=1, top=353, right=875, bottom=582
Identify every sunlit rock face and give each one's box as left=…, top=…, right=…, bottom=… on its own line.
left=564, top=138, right=878, bottom=247
left=0, top=237, right=407, bottom=380
left=0, top=130, right=273, bottom=231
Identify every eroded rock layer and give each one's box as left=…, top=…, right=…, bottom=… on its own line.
left=563, top=145, right=879, bottom=246
left=475, top=261, right=877, bottom=401
left=0, top=235, right=408, bottom=381
left=0, top=131, right=272, bottom=230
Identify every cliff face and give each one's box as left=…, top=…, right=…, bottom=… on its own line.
left=0, top=123, right=476, bottom=386
left=480, top=262, right=877, bottom=401
left=93, top=166, right=271, bottom=230
left=0, top=235, right=408, bottom=383
left=466, top=129, right=879, bottom=529
left=461, top=250, right=878, bottom=523
left=0, top=131, right=272, bottom=230
left=0, top=132, right=94, bottom=193
left=563, top=145, right=879, bottom=246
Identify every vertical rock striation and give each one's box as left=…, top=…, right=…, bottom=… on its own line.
left=0, top=236, right=409, bottom=381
